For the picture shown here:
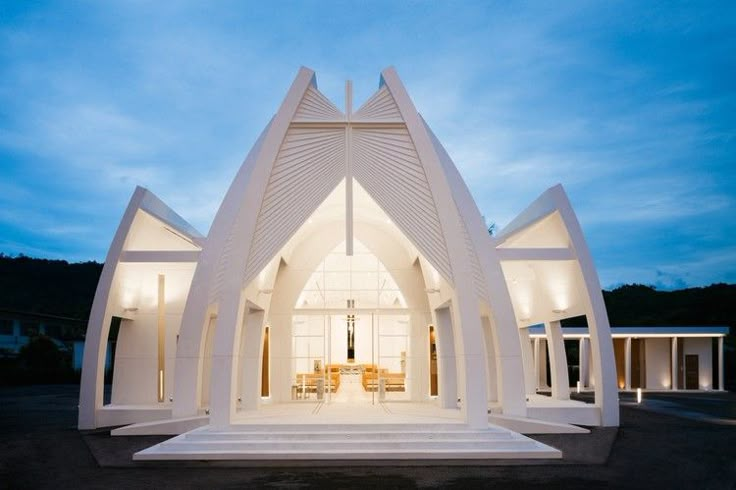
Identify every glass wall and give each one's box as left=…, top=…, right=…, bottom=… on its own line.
left=295, top=241, right=406, bottom=310
left=287, top=240, right=414, bottom=403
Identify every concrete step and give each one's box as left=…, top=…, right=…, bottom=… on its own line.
left=134, top=424, right=562, bottom=461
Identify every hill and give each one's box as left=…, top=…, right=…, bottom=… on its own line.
left=0, top=254, right=734, bottom=331
left=0, top=254, right=102, bottom=320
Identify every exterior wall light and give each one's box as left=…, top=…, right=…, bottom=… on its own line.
left=636, top=388, right=642, bottom=404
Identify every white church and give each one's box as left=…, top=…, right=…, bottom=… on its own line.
left=78, top=66, right=628, bottom=460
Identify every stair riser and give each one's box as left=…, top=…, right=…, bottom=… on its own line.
left=160, top=440, right=540, bottom=451
left=135, top=449, right=561, bottom=461
left=185, top=432, right=515, bottom=442
left=215, top=424, right=473, bottom=432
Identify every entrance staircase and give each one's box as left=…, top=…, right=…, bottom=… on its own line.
left=134, top=422, right=561, bottom=460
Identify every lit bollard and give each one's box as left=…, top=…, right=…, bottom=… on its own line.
left=637, top=387, right=642, bottom=404
left=576, top=381, right=581, bottom=394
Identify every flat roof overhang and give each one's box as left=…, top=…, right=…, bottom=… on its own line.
left=526, top=325, right=729, bottom=339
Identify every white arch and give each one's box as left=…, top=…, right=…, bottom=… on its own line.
left=78, top=187, right=203, bottom=429
left=496, top=184, right=619, bottom=425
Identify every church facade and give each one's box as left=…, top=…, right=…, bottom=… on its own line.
left=78, top=67, right=620, bottom=460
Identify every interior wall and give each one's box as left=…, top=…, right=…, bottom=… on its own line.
left=111, top=263, right=195, bottom=405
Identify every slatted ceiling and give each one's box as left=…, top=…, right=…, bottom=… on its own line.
left=353, top=86, right=403, bottom=122
left=293, top=85, right=344, bottom=121
left=243, top=128, right=345, bottom=284
left=461, top=216, right=489, bottom=300
left=352, top=127, right=453, bottom=283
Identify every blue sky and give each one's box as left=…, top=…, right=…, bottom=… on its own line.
left=0, top=1, right=734, bottom=290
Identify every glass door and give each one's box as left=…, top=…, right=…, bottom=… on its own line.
left=290, top=314, right=328, bottom=404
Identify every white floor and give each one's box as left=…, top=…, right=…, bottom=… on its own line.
left=234, top=372, right=462, bottom=426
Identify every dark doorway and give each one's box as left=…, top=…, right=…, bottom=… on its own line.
left=685, top=355, right=699, bottom=389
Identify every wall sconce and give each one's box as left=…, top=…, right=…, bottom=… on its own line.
left=552, top=308, right=567, bottom=314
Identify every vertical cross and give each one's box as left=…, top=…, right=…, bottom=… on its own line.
left=345, top=80, right=354, bottom=256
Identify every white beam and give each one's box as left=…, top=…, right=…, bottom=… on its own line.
left=345, top=80, right=353, bottom=256
left=120, top=250, right=200, bottom=263
left=496, top=247, right=575, bottom=261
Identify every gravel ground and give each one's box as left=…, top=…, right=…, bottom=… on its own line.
left=0, top=385, right=734, bottom=489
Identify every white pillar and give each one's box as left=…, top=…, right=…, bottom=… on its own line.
left=533, top=337, right=542, bottom=391
left=579, top=337, right=590, bottom=389
left=435, top=307, right=458, bottom=410
left=518, top=327, right=536, bottom=396
left=671, top=337, right=678, bottom=391
left=239, top=309, right=266, bottom=410
left=544, top=321, right=570, bottom=400
left=537, top=338, right=549, bottom=389
left=624, top=337, right=632, bottom=391
left=481, top=316, right=498, bottom=403
left=718, top=337, right=724, bottom=391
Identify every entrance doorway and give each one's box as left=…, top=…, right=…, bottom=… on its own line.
left=685, top=355, right=699, bottom=389
left=289, top=310, right=411, bottom=404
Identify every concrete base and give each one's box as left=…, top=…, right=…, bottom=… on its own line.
left=111, top=416, right=209, bottom=436
left=525, top=395, right=602, bottom=426
left=96, top=405, right=172, bottom=428
left=489, top=414, right=589, bottom=434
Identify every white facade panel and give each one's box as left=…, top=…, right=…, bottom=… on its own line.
left=352, top=127, right=452, bottom=283
left=353, top=86, right=403, bottom=122
left=292, top=85, right=344, bottom=122
left=244, top=127, right=346, bottom=284
left=644, top=337, right=671, bottom=390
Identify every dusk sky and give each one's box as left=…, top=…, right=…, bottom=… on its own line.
left=1, top=1, right=734, bottom=290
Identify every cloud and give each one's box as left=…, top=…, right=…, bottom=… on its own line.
left=0, top=1, right=733, bottom=288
